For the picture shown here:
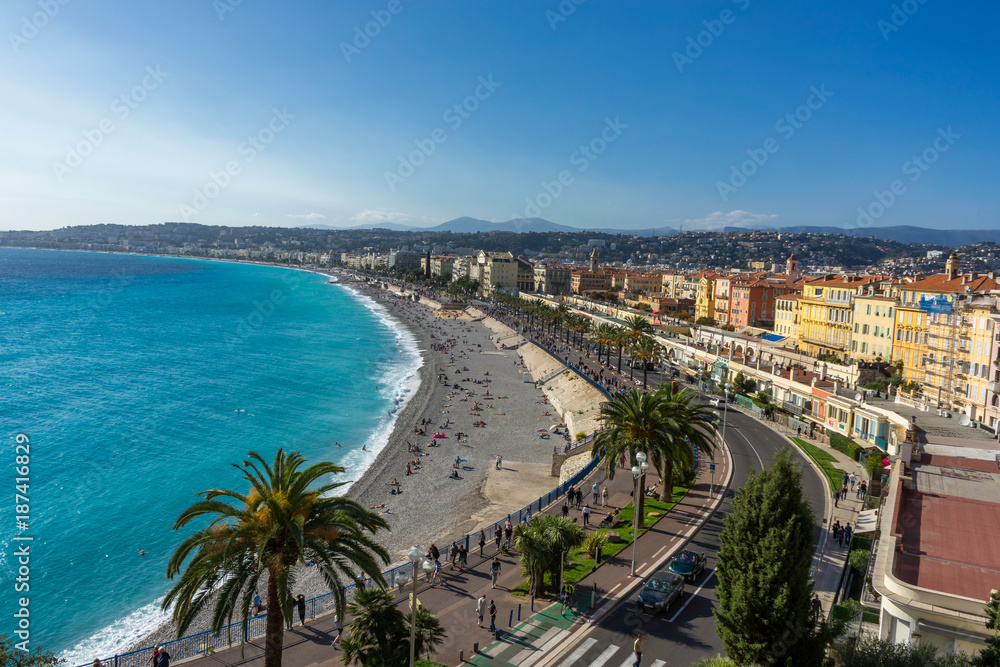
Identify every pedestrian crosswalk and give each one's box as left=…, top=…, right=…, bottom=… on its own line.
left=550, top=638, right=666, bottom=667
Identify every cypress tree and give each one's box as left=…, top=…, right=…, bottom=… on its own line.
left=714, top=448, right=840, bottom=666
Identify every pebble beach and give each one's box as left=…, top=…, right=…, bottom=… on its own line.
left=130, top=277, right=573, bottom=652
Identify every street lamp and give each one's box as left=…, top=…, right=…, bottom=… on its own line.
left=406, top=545, right=423, bottom=667
left=630, top=452, right=649, bottom=576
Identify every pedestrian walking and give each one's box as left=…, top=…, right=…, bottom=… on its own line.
left=841, top=472, right=850, bottom=489
left=479, top=530, right=486, bottom=557
left=450, top=541, right=459, bottom=569
left=632, top=633, right=643, bottom=667
left=841, top=484, right=849, bottom=501
left=458, top=544, right=468, bottom=571
left=154, top=646, right=170, bottom=667
left=857, top=480, right=867, bottom=499
left=844, top=524, right=853, bottom=546
left=495, top=526, right=502, bottom=552
left=489, top=599, right=497, bottom=633
left=431, top=559, right=442, bottom=587
left=576, top=488, right=584, bottom=508
left=592, top=482, right=600, bottom=504
left=561, top=501, right=569, bottom=518
left=296, top=594, right=306, bottom=626
left=490, top=557, right=501, bottom=588
left=834, top=489, right=839, bottom=508
left=812, top=594, right=822, bottom=623
left=477, top=594, right=487, bottom=627
left=849, top=472, right=857, bottom=490
left=332, top=616, right=343, bottom=648
left=602, top=486, right=608, bottom=507
left=582, top=505, right=591, bottom=527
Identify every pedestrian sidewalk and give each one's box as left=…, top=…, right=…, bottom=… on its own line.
left=725, top=403, right=870, bottom=620
left=178, top=434, right=733, bottom=667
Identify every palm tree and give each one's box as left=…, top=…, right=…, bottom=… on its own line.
left=513, top=517, right=550, bottom=597
left=595, top=322, right=617, bottom=365
left=513, top=514, right=585, bottom=597
left=612, top=326, right=629, bottom=374
left=554, top=303, right=571, bottom=343
left=648, top=384, right=718, bottom=503
left=164, top=450, right=391, bottom=667
left=541, top=515, right=585, bottom=593
left=622, top=314, right=654, bottom=347
left=591, top=389, right=669, bottom=525
left=632, top=335, right=660, bottom=388
left=340, top=588, right=446, bottom=666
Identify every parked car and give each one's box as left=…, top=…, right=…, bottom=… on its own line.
left=636, top=569, right=684, bottom=614
left=709, top=397, right=727, bottom=410
left=668, top=549, right=707, bottom=582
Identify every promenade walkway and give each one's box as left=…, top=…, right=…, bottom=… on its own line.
left=179, top=434, right=733, bottom=667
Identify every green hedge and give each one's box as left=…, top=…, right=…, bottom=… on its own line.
left=828, top=431, right=863, bottom=460
left=851, top=535, right=873, bottom=552
left=831, top=603, right=880, bottom=624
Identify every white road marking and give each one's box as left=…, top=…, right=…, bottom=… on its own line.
left=588, top=645, right=620, bottom=667
left=731, top=423, right=764, bottom=469
left=557, top=638, right=598, bottom=667
left=665, top=569, right=717, bottom=623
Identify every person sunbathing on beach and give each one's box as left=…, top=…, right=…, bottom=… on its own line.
left=370, top=503, right=386, bottom=509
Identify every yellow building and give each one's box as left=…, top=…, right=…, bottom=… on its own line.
left=774, top=294, right=801, bottom=344
left=623, top=272, right=663, bottom=296
left=799, top=276, right=884, bottom=361
left=893, top=304, right=928, bottom=385
left=850, top=294, right=896, bottom=362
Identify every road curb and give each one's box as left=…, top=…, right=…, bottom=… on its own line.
left=533, top=437, right=736, bottom=667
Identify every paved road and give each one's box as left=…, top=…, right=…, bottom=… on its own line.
left=538, top=409, right=829, bottom=667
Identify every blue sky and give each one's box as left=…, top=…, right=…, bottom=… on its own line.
left=2, top=0, right=997, bottom=231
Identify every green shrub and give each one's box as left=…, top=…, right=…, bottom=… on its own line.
left=828, top=431, right=862, bottom=460
left=849, top=548, right=871, bottom=574
left=582, top=531, right=608, bottom=560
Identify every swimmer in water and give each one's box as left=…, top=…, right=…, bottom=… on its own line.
left=362, top=444, right=366, bottom=451
left=138, top=549, right=146, bottom=556
left=335, top=442, right=341, bottom=448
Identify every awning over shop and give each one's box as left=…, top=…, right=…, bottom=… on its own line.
left=855, top=509, right=878, bottom=534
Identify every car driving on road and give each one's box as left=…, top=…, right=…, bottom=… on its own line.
left=636, top=569, right=684, bottom=614
left=668, top=549, right=707, bottom=582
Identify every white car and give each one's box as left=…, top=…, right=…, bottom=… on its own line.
left=710, top=397, right=727, bottom=410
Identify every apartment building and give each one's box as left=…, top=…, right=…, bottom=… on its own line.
left=478, top=250, right=518, bottom=294
left=533, top=264, right=572, bottom=295
left=571, top=270, right=612, bottom=295
left=799, top=275, right=885, bottom=360
left=774, top=294, right=801, bottom=343
left=850, top=293, right=897, bottom=362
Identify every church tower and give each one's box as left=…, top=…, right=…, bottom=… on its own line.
left=786, top=253, right=800, bottom=279
left=590, top=247, right=599, bottom=273
left=945, top=251, right=959, bottom=280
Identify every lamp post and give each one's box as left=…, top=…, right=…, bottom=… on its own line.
left=630, top=451, right=648, bottom=576
left=406, top=546, right=423, bottom=667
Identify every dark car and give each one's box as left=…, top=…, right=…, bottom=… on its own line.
left=668, top=549, right=707, bottom=582
left=636, top=570, right=684, bottom=614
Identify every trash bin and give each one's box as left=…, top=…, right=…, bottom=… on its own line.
left=473, top=641, right=479, bottom=654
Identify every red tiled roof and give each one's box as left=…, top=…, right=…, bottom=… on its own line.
left=902, top=273, right=1000, bottom=294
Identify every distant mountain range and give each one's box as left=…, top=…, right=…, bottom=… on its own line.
left=298, top=217, right=1000, bottom=245
left=300, top=216, right=681, bottom=236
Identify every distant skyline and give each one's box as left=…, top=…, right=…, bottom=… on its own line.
left=2, top=1, right=998, bottom=232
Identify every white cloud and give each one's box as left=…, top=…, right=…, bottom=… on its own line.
left=285, top=212, right=326, bottom=221
left=667, top=210, right=779, bottom=230
left=350, top=208, right=415, bottom=225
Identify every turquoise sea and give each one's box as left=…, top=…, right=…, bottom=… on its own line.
left=0, top=248, right=421, bottom=662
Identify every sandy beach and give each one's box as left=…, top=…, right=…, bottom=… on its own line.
left=130, top=276, right=584, bottom=652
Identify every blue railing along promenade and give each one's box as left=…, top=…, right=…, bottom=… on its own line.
left=79, top=319, right=606, bottom=667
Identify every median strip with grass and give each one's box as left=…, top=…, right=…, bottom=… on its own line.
left=791, top=437, right=847, bottom=492
left=511, top=485, right=689, bottom=596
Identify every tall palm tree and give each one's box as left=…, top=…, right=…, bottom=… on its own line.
left=340, top=587, right=445, bottom=666
left=555, top=303, right=571, bottom=342
left=595, top=322, right=617, bottom=365
left=591, top=389, right=669, bottom=525
left=632, top=335, right=660, bottom=388
left=164, top=450, right=390, bottom=667
left=622, top=314, right=654, bottom=346
left=612, top=326, right=629, bottom=375
left=648, top=384, right=718, bottom=503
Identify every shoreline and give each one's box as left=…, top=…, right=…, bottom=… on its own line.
left=118, top=272, right=572, bottom=658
